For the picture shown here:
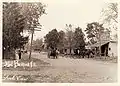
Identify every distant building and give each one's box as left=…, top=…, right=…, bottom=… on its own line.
left=89, top=40, right=117, bottom=57
left=108, top=40, right=117, bottom=57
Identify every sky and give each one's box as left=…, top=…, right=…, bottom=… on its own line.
left=27, top=0, right=116, bottom=40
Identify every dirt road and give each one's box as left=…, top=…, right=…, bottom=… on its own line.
left=33, top=52, right=117, bottom=83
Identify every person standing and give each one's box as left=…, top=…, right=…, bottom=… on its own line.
left=18, top=50, right=21, bottom=59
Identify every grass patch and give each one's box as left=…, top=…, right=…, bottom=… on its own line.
left=2, top=53, right=50, bottom=71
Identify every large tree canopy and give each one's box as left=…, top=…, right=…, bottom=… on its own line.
left=20, top=3, right=46, bottom=32
left=85, top=22, right=105, bottom=44
left=73, top=27, right=85, bottom=50
left=3, top=2, right=28, bottom=51
left=3, top=2, right=46, bottom=59
left=102, top=3, right=118, bottom=24
left=65, top=24, right=74, bottom=54
left=44, top=29, right=59, bottom=49
left=57, top=30, right=65, bottom=50
left=3, top=2, right=46, bottom=49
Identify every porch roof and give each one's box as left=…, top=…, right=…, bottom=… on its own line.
left=89, top=40, right=117, bottom=47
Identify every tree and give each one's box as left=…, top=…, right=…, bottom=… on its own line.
left=32, top=38, right=43, bottom=51
left=3, top=2, right=29, bottom=59
left=101, top=3, right=118, bottom=41
left=20, top=3, right=46, bottom=32
left=3, top=2, right=46, bottom=59
left=65, top=24, right=74, bottom=54
left=20, top=3, right=46, bottom=59
left=58, top=30, right=65, bottom=53
left=73, top=27, right=85, bottom=52
left=85, top=22, right=105, bottom=44
left=44, top=29, right=59, bottom=49
left=102, top=3, right=118, bottom=24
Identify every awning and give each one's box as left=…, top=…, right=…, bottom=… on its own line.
left=90, top=40, right=110, bottom=47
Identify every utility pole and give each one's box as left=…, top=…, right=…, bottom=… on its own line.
left=28, top=26, right=41, bottom=60
left=29, top=28, right=34, bottom=60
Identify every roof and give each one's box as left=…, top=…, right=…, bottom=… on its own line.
left=91, top=41, right=109, bottom=47
left=89, top=40, right=117, bottom=47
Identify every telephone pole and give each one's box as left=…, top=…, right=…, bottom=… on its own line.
left=29, top=28, right=34, bottom=60
left=28, top=26, right=41, bottom=60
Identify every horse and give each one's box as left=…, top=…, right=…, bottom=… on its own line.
left=82, top=49, right=95, bottom=58
left=47, top=49, right=58, bottom=59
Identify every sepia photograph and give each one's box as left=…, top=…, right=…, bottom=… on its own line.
left=2, top=0, right=118, bottom=83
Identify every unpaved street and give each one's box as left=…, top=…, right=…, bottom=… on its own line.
left=3, top=52, right=117, bottom=83
left=33, top=52, right=117, bottom=83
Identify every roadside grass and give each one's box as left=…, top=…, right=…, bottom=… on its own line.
left=61, top=54, right=117, bottom=63
left=91, top=56, right=117, bottom=63
left=2, top=53, right=52, bottom=82
left=2, top=53, right=50, bottom=71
